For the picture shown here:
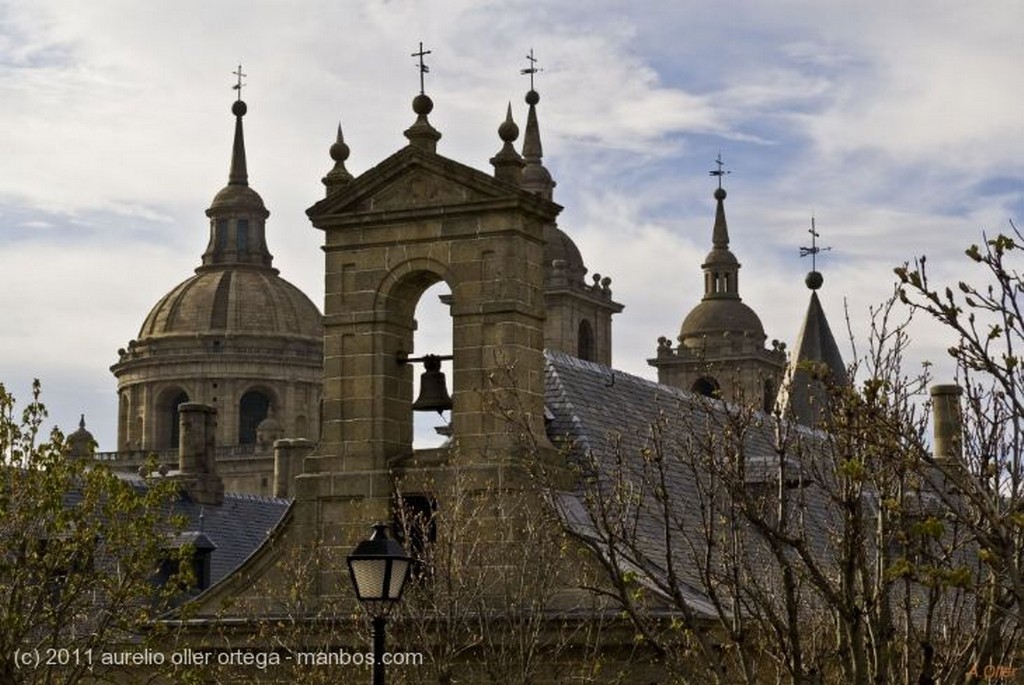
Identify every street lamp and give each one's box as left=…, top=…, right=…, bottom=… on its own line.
left=347, top=523, right=413, bottom=685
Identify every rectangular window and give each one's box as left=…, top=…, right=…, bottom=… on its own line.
left=236, top=219, right=249, bottom=251
left=216, top=219, right=229, bottom=249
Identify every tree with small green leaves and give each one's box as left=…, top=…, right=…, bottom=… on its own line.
left=0, top=381, right=190, bottom=684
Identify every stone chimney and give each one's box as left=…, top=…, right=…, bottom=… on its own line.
left=273, top=438, right=314, bottom=498
left=176, top=403, right=224, bottom=505
left=930, top=384, right=962, bottom=462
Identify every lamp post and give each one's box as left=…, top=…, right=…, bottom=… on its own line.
left=347, top=523, right=413, bottom=685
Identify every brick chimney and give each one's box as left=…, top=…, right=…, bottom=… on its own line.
left=175, top=402, right=224, bottom=505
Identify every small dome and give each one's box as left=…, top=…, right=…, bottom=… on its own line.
left=680, top=299, right=766, bottom=342
left=67, top=415, right=95, bottom=458
left=544, top=225, right=586, bottom=278
left=208, top=184, right=268, bottom=215
left=139, top=268, right=322, bottom=340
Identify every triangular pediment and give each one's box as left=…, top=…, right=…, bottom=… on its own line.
left=308, top=146, right=556, bottom=220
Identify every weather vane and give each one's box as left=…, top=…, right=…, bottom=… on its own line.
left=412, top=41, right=432, bottom=95
left=521, top=48, right=542, bottom=91
left=799, top=216, right=832, bottom=271
left=232, top=64, right=246, bottom=101
left=709, top=152, right=730, bottom=189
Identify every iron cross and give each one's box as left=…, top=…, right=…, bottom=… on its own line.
left=709, top=152, right=730, bottom=188
left=412, top=42, right=432, bottom=95
left=521, top=48, right=542, bottom=90
left=799, top=217, right=832, bottom=271
left=232, top=64, right=246, bottom=100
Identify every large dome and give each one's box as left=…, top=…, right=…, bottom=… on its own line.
left=679, top=299, right=766, bottom=342
left=544, top=224, right=586, bottom=278
left=139, top=267, right=321, bottom=341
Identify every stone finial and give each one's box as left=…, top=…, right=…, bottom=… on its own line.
left=490, top=103, right=525, bottom=184
left=404, top=93, right=442, bottom=152
left=322, top=123, right=353, bottom=195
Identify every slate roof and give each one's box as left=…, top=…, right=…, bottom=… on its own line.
left=172, top=491, right=290, bottom=585
left=543, top=349, right=836, bottom=620
left=114, top=473, right=291, bottom=587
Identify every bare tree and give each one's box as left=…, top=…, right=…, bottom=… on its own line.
left=541, top=283, right=1019, bottom=684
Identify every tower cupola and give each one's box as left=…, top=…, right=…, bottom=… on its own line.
left=201, top=92, right=274, bottom=272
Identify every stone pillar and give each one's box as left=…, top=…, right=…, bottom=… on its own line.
left=273, top=438, right=315, bottom=498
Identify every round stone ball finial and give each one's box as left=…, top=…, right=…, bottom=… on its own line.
left=525, top=89, right=540, bottom=106
left=232, top=100, right=247, bottom=117
left=805, top=270, right=824, bottom=290
left=714, top=187, right=727, bottom=201
left=498, top=118, right=519, bottom=143
left=412, top=93, right=434, bottom=115
left=330, top=139, right=350, bottom=162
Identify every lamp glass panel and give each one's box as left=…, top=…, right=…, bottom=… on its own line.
left=387, top=559, right=410, bottom=599
left=350, top=558, right=387, bottom=600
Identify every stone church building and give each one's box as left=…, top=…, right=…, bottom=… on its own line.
left=73, top=60, right=862, bottom=681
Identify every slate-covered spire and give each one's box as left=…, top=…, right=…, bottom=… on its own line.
left=201, top=76, right=274, bottom=272
left=322, top=123, right=354, bottom=195
left=776, top=269, right=848, bottom=427
left=490, top=103, right=525, bottom=184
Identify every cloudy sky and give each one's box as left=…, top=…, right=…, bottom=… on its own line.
left=1, top=0, right=1021, bottom=450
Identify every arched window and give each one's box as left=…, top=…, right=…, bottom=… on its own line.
left=691, top=376, right=719, bottom=398
left=165, top=390, right=189, bottom=449
left=118, top=393, right=129, bottom=450
left=578, top=319, right=595, bottom=362
left=239, top=391, right=271, bottom=445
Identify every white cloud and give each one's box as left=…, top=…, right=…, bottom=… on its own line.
left=0, top=0, right=1018, bottom=450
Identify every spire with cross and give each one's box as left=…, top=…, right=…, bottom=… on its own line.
left=412, top=41, right=431, bottom=95
left=520, top=48, right=542, bottom=92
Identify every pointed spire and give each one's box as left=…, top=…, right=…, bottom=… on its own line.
left=700, top=163, right=741, bottom=301
left=490, top=103, right=525, bottom=184
left=712, top=187, right=729, bottom=249
left=520, top=50, right=555, bottom=200
left=322, top=123, right=353, bottom=195
left=776, top=232, right=848, bottom=427
left=202, top=72, right=273, bottom=272
left=404, top=42, right=441, bottom=151
left=228, top=99, right=249, bottom=186
left=776, top=285, right=848, bottom=427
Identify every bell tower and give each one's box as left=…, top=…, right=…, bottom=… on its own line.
left=650, top=162, right=785, bottom=409
left=297, top=80, right=561, bottom=516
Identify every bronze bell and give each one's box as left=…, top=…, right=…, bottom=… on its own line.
left=412, top=354, right=452, bottom=414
